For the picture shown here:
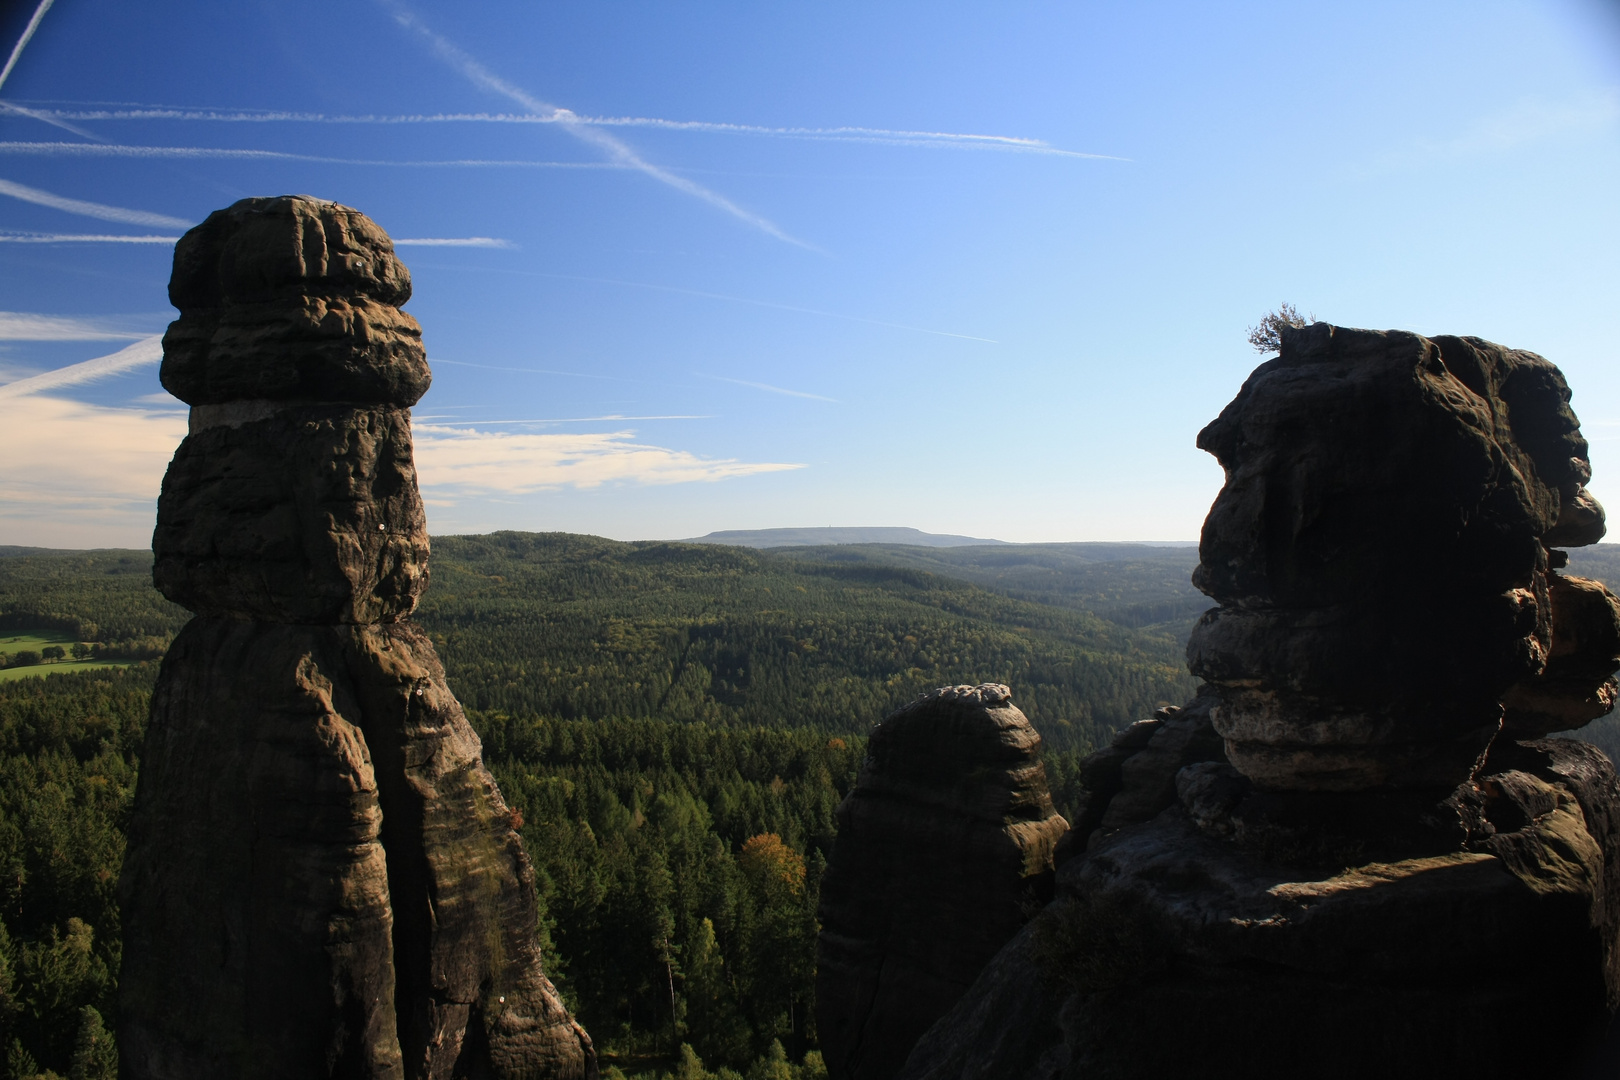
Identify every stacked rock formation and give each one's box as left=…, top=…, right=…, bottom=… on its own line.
left=1188, top=322, right=1611, bottom=790
left=815, top=684, right=1070, bottom=1080
left=898, top=326, right=1620, bottom=1079
left=118, top=196, right=595, bottom=1080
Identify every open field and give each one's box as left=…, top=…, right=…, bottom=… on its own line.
left=0, top=657, right=138, bottom=683
left=0, top=629, right=138, bottom=682
left=0, top=629, right=81, bottom=656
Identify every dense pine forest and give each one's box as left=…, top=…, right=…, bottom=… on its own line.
left=415, top=533, right=1197, bottom=750
left=4, top=535, right=1617, bottom=1077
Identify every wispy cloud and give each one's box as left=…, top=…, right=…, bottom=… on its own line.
left=413, top=423, right=803, bottom=494
left=0, top=231, right=176, bottom=243
left=1369, top=88, right=1620, bottom=173
left=1430, top=89, right=1620, bottom=156
left=392, top=236, right=512, bottom=248
left=0, top=393, right=794, bottom=546
left=705, top=375, right=836, bottom=402
left=0, top=335, right=163, bottom=397
left=0, top=314, right=156, bottom=342
left=0, top=391, right=185, bottom=547
left=379, top=0, right=814, bottom=249
left=0, top=400, right=800, bottom=547
left=25, top=103, right=1123, bottom=159
left=0, top=140, right=625, bottom=169
left=0, top=176, right=191, bottom=227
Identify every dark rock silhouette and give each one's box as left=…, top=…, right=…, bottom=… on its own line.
left=119, top=196, right=595, bottom=1080
left=815, top=683, right=1069, bottom=1080
left=1188, top=324, right=1611, bottom=790
left=896, top=325, right=1620, bottom=1079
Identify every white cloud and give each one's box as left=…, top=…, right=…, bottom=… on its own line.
left=0, top=177, right=192, bottom=227
left=413, top=424, right=803, bottom=494
left=0, top=393, right=184, bottom=547
left=0, top=313, right=156, bottom=341
left=0, top=335, right=163, bottom=397
left=0, top=394, right=800, bottom=547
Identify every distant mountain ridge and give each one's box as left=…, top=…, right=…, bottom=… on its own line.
left=681, top=527, right=1011, bottom=548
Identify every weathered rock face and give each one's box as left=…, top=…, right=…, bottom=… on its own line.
left=1188, top=324, right=1618, bottom=790
left=902, top=734, right=1620, bottom=1080
left=893, top=327, right=1620, bottom=1079
left=815, top=684, right=1070, bottom=1080
left=1504, top=571, right=1620, bottom=736
left=161, top=196, right=427, bottom=407
left=152, top=403, right=428, bottom=624
left=119, top=196, right=594, bottom=1080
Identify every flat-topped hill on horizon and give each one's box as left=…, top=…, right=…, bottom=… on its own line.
left=680, top=526, right=1203, bottom=548
left=681, top=526, right=1013, bottom=547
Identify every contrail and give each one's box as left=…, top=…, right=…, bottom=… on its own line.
left=0, top=229, right=513, bottom=247
left=23, top=103, right=1124, bottom=159
left=393, top=236, right=512, bottom=248
left=704, top=376, right=837, bottom=402
left=0, top=334, right=163, bottom=399
left=0, top=232, right=177, bottom=243
left=0, top=1, right=95, bottom=142
left=0, top=311, right=155, bottom=340
left=379, top=0, right=815, bottom=249
left=0, top=141, right=625, bottom=168
left=0, top=99, right=103, bottom=140
left=0, top=177, right=191, bottom=227
left=419, top=414, right=713, bottom=426
left=0, top=0, right=55, bottom=93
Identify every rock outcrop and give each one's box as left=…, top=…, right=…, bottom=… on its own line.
left=896, top=325, right=1620, bottom=1079
left=119, top=196, right=595, bottom=1080
left=815, top=684, right=1069, bottom=1080
left=1188, top=324, right=1611, bottom=790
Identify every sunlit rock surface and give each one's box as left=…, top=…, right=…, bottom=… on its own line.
left=119, top=196, right=595, bottom=1080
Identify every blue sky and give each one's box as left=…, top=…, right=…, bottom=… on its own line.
left=1, top=0, right=1617, bottom=547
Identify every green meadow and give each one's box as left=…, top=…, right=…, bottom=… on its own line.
left=0, top=631, right=135, bottom=683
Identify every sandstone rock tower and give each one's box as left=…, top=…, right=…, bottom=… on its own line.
left=816, top=684, right=1069, bottom=1080
left=119, top=196, right=595, bottom=1080
left=898, top=326, right=1620, bottom=1079
left=1188, top=323, right=1612, bottom=789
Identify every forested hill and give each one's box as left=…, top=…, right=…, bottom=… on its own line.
left=416, top=532, right=1196, bottom=752
left=0, top=531, right=1197, bottom=1074
left=0, top=533, right=1200, bottom=752
left=760, top=542, right=1206, bottom=638
left=6, top=536, right=1620, bottom=1074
